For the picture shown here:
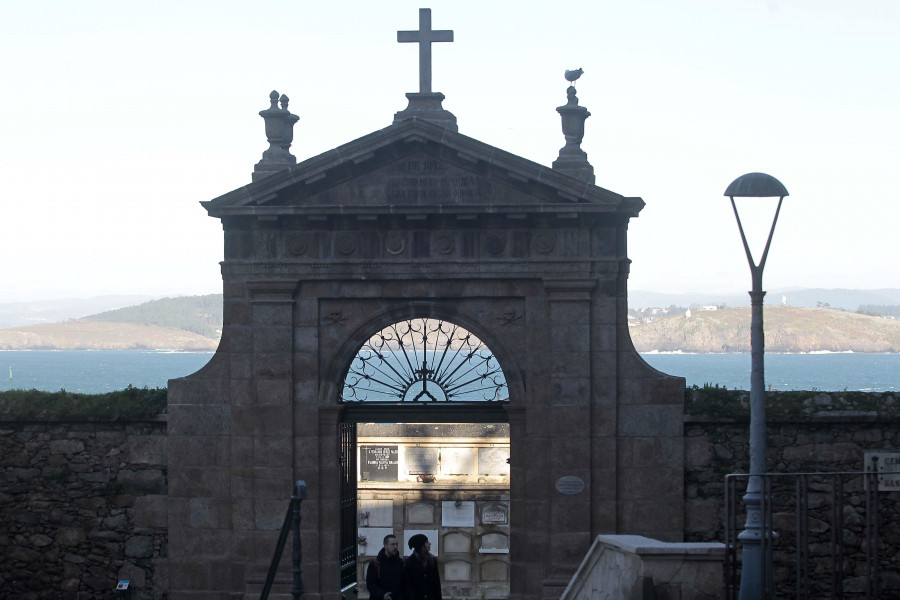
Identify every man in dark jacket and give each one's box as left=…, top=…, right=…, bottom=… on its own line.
left=366, top=534, right=407, bottom=600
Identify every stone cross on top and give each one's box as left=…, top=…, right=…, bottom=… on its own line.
left=397, top=8, right=453, bottom=94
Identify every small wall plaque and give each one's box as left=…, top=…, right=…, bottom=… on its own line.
left=555, top=476, right=585, bottom=495
left=442, top=501, right=476, bottom=527
left=360, top=446, right=399, bottom=481
left=481, top=503, right=508, bottom=525
left=865, top=452, right=900, bottom=492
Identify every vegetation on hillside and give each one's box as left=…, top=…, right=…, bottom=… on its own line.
left=82, top=295, right=223, bottom=337
left=630, top=306, right=900, bottom=353
left=684, top=384, right=899, bottom=420
left=0, top=386, right=166, bottom=420
left=857, top=304, right=900, bottom=318
left=0, top=321, right=219, bottom=351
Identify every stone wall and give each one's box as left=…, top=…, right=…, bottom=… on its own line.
left=3, top=389, right=899, bottom=599
left=0, top=418, right=167, bottom=600
left=683, top=389, right=900, bottom=597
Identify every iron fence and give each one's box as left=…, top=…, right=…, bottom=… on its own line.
left=724, top=469, right=900, bottom=599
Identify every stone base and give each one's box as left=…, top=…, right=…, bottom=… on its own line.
left=393, top=92, right=458, bottom=132
left=551, top=153, right=595, bottom=184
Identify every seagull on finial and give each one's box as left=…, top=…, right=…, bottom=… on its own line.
left=565, top=68, right=584, bottom=85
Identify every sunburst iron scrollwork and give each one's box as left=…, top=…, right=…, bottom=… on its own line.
left=341, top=318, right=508, bottom=403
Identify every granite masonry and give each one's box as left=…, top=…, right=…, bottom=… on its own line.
left=2, top=391, right=897, bottom=598
left=0, top=418, right=167, bottom=600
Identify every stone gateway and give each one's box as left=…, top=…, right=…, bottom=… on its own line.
left=166, top=9, right=684, bottom=600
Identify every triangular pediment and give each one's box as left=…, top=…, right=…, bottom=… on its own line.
left=204, top=118, right=643, bottom=218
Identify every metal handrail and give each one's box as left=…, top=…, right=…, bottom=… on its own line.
left=260, top=480, right=307, bottom=600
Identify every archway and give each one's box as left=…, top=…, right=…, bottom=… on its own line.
left=340, top=318, right=512, bottom=600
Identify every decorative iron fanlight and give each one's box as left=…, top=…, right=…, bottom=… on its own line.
left=342, top=318, right=508, bottom=403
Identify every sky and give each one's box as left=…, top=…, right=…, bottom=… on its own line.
left=1, top=0, right=898, bottom=303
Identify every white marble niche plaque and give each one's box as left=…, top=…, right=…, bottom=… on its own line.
left=358, top=499, right=393, bottom=527
left=478, top=447, right=510, bottom=476
left=442, top=501, right=475, bottom=527
left=440, top=447, right=474, bottom=476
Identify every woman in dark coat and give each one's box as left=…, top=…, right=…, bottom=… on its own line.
left=405, top=534, right=442, bottom=600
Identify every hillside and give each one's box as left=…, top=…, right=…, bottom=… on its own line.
left=0, top=321, right=219, bottom=351
left=629, top=306, right=900, bottom=353
left=1, top=295, right=899, bottom=353
left=82, top=295, right=222, bottom=338
left=0, top=295, right=222, bottom=351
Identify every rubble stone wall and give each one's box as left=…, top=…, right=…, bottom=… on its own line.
left=0, top=418, right=167, bottom=600
left=683, top=389, right=900, bottom=597
left=2, top=389, right=898, bottom=599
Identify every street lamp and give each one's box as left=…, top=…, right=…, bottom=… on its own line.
left=725, top=172, right=789, bottom=600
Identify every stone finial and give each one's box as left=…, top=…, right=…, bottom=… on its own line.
left=551, top=77, right=595, bottom=184
left=253, top=90, right=300, bottom=182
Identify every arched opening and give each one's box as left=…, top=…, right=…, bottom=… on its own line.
left=342, top=318, right=509, bottom=404
left=340, top=318, right=512, bottom=600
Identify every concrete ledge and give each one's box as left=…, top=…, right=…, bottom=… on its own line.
left=561, top=535, right=725, bottom=600
left=593, top=534, right=725, bottom=557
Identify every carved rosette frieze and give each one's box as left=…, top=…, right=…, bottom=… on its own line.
left=286, top=233, right=311, bottom=256
left=240, top=229, right=589, bottom=261
left=384, top=232, right=407, bottom=255
left=484, top=233, right=506, bottom=255
left=432, top=233, right=455, bottom=255
left=334, top=233, right=358, bottom=256
left=532, top=233, right=557, bottom=254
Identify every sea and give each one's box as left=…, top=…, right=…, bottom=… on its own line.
left=0, top=350, right=896, bottom=394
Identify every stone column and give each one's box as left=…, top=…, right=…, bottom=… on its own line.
left=230, top=280, right=297, bottom=587
left=542, top=279, right=596, bottom=598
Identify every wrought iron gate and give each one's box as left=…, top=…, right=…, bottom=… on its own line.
left=339, top=421, right=358, bottom=597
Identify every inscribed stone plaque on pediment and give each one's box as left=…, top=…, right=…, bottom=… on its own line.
left=442, top=501, right=475, bottom=527
left=443, top=560, right=472, bottom=582
left=478, top=447, right=510, bottom=476
left=407, top=503, right=435, bottom=524
left=358, top=499, right=393, bottom=527
left=406, top=448, right=438, bottom=475
left=442, top=532, right=471, bottom=553
left=360, top=446, right=399, bottom=481
left=439, top=448, right=473, bottom=476
left=299, top=156, right=550, bottom=208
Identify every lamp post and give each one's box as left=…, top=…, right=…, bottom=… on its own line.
left=725, top=172, right=789, bottom=600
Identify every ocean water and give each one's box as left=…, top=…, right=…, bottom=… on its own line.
left=0, top=351, right=215, bottom=394
left=0, top=350, right=896, bottom=394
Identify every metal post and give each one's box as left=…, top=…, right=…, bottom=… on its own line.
left=724, top=172, right=788, bottom=600
left=292, top=480, right=307, bottom=600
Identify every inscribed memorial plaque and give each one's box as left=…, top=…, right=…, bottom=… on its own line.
left=478, top=447, right=510, bottom=476
left=406, top=447, right=438, bottom=475
left=439, top=447, right=474, bottom=475
left=481, top=503, right=508, bottom=525
left=360, top=446, right=399, bottom=481
left=442, top=501, right=475, bottom=527
left=555, top=476, right=585, bottom=495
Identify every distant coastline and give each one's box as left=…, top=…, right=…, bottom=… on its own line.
left=0, top=294, right=898, bottom=354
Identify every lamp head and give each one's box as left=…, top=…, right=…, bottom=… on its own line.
left=724, top=172, right=789, bottom=198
